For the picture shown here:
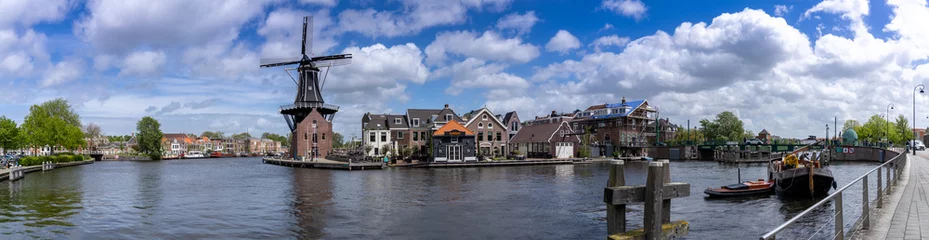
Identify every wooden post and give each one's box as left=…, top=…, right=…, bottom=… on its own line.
left=660, top=159, right=671, bottom=223
left=644, top=161, right=665, bottom=240
left=607, top=160, right=626, bottom=235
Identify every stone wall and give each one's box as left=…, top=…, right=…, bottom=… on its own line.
left=831, top=146, right=900, bottom=162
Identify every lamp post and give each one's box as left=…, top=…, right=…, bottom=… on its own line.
left=887, top=103, right=895, bottom=146
left=914, top=84, right=925, bottom=155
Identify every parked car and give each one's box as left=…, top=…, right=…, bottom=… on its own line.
left=907, top=140, right=926, bottom=150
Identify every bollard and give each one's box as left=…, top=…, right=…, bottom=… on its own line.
left=644, top=161, right=665, bottom=240
left=862, top=175, right=869, bottom=229
left=834, top=192, right=844, bottom=240
left=877, top=169, right=883, bottom=208
left=607, top=160, right=626, bottom=234
left=660, top=159, right=671, bottom=223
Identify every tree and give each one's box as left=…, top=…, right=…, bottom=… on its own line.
left=856, top=115, right=895, bottom=143
left=231, top=132, right=251, bottom=140
left=137, top=116, right=164, bottom=160
left=261, top=132, right=290, bottom=147
left=21, top=99, right=85, bottom=154
left=700, top=111, right=744, bottom=142
left=201, top=131, right=225, bottom=139
left=578, top=126, right=592, bottom=157
left=894, top=114, right=910, bottom=145
left=743, top=130, right=755, bottom=141
left=0, top=116, right=24, bottom=154
left=669, top=128, right=704, bottom=145
left=332, top=132, right=344, bottom=148
left=380, top=143, right=391, bottom=157
left=842, top=120, right=861, bottom=133
left=84, top=123, right=103, bottom=151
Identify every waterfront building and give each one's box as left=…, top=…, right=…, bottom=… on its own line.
left=570, top=97, right=672, bottom=157
left=509, top=121, right=580, bottom=158
left=248, top=138, right=283, bottom=154
left=524, top=110, right=575, bottom=126
left=361, top=113, right=394, bottom=156
left=499, top=111, right=521, bottom=144
left=461, top=108, right=509, bottom=158
left=162, top=133, right=193, bottom=157
left=431, top=119, right=476, bottom=162
left=405, top=108, right=443, bottom=155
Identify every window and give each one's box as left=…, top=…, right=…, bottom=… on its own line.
left=312, top=120, right=318, bottom=129
left=381, top=132, right=387, bottom=142
left=479, top=123, right=483, bottom=128
left=496, top=132, right=502, bottom=141
left=322, top=133, right=326, bottom=140
left=413, top=118, right=420, bottom=127
left=395, top=118, right=401, bottom=124
left=413, top=132, right=419, bottom=141
left=313, top=133, right=318, bottom=143
left=478, top=132, right=484, bottom=141
left=486, top=131, right=491, bottom=141
left=605, top=133, right=612, bottom=141
left=445, top=114, right=452, bottom=121
left=512, top=121, right=519, bottom=131
left=452, top=136, right=459, bottom=143
left=560, top=130, right=565, bottom=137
left=398, top=132, right=404, bottom=139
left=488, top=123, right=493, bottom=129
left=482, top=114, right=487, bottom=120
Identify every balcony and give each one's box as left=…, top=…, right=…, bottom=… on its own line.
left=279, top=102, right=340, bottom=114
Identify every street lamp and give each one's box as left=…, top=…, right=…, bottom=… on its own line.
left=887, top=103, right=895, bottom=145
left=914, top=84, right=925, bottom=155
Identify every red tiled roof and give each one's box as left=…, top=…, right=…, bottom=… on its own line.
left=433, top=120, right=474, bottom=136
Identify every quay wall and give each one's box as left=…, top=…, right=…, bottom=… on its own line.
left=0, top=160, right=94, bottom=182
left=831, top=146, right=899, bottom=162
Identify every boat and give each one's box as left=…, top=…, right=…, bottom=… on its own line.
left=768, top=142, right=836, bottom=198
left=185, top=151, right=205, bottom=159
left=704, top=179, right=775, bottom=198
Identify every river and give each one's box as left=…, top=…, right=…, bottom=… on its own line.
left=0, top=157, right=882, bottom=239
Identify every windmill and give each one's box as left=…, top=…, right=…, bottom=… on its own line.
left=260, top=16, right=352, bottom=161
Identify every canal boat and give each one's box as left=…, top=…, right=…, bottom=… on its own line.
left=768, top=142, right=836, bottom=198
left=185, top=151, right=205, bottom=159
left=704, top=179, right=774, bottom=198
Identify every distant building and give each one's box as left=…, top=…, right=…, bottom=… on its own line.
left=431, top=120, right=476, bottom=162
left=162, top=133, right=193, bottom=157
left=509, top=121, right=580, bottom=159
left=757, top=129, right=771, bottom=143
left=570, top=97, right=666, bottom=157
left=461, top=108, right=509, bottom=157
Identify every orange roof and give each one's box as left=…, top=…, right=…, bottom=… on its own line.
left=433, top=119, right=474, bottom=136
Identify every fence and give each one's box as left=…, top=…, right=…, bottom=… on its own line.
left=759, top=148, right=907, bottom=240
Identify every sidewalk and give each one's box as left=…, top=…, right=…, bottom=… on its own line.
left=854, top=152, right=929, bottom=239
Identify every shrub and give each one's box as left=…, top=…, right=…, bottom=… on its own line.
left=19, top=156, right=40, bottom=166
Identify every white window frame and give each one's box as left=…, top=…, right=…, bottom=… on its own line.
left=445, top=114, right=452, bottom=121
left=478, top=123, right=483, bottom=128
left=482, top=114, right=487, bottom=120
left=397, top=131, right=404, bottom=139
left=413, top=118, right=420, bottom=127
left=488, top=123, right=493, bottom=129
left=452, top=136, right=459, bottom=143
left=395, top=118, right=401, bottom=124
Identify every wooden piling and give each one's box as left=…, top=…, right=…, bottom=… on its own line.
left=660, top=159, right=671, bottom=223
left=607, top=160, right=626, bottom=234
left=644, top=161, right=665, bottom=240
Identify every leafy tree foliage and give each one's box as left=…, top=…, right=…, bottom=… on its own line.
left=854, top=115, right=900, bottom=144
left=699, top=111, right=745, bottom=142
left=261, top=132, right=290, bottom=147
left=332, top=132, right=344, bottom=148
left=201, top=131, right=225, bottom=139
left=842, top=120, right=861, bottom=133
left=137, top=116, right=164, bottom=160
left=0, top=116, right=24, bottom=154
left=21, top=99, right=85, bottom=154
left=894, top=114, right=911, bottom=144
left=231, top=132, right=251, bottom=140
left=668, top=127, right=705, bottom=145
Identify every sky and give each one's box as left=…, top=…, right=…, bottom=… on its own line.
left=2, top=0, right=929, bottom=140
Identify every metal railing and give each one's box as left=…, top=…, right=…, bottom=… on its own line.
left=760, top=149, right=907, bottom=240
left=279, top=102, right=340, bottom=112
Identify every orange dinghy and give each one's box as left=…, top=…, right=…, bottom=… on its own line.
left=704, top=179, right=775, bottom=198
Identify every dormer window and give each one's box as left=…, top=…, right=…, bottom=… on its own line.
left=413, top=118, right=420, bottom=127
left=479, top=123, right=484, bottom=128
left=445, top=114, right=452, bottom=121
left=395, top=118, right=401, bottom=124
left=482, top=114, right=487, bottom=120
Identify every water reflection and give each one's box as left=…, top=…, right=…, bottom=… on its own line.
left=1, top=169, right=83, bottom=238
left=291, top=168, right=333, bottom=238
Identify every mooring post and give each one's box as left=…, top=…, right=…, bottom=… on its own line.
left=644, top=161, right=665, bottom=240
left=660, top=159, right=671, bottom=223
left=877, top=169, right=883, bottom=208
left=862, top=175, right=869, bottom=229
left=607, top=160, right=626, bottom=235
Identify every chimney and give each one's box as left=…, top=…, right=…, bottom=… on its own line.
left=444, top=104, right=449, bottom=109
left=621, top=96, right=626, bottom=105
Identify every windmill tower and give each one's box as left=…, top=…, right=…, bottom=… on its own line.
left=260, top=16, right=352, bottom=161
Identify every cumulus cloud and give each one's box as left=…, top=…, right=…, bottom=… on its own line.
left=545, top=30, right=581, bottom=54
left=41, top=59, right=83, bottom=87
left=803, top=0, right=869, bottom=34
left=601, top=0, right=647, bottom=20
left=433, top=58, right=530, bottom=95
left=426, top=30, right=540, bottom=65
left=337, top=0, right=513, bottom=38
left=0, top=0, right=72, bottom=28
left=0, top=29, right=49, bottom=76
left=300, top=0, right=337, bottom=6
left=258, top=8, right=337, bottom=58
left=774, top=5, right=792, bottom=16
left=590, top=35, right=630, bottom=52
left=120, top=50, right=166, bottom=76
left=495, top=11, right=539, bottom=35
left=598, top=23, right=614, bottom=33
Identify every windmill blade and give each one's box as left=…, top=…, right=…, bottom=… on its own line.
left=307, top=16, right=314, bottom=56
left=301, top=16, right=308, bottom=56
left=310, top=53, right=352, bottom=67
left=260, top=57, right=302, bottom=68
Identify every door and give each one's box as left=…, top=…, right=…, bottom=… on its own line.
left=555, top=142, right=573, bottom=158
left=448, top=145, right=462, bottom=161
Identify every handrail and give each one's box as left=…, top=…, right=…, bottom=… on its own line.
left=760, top=148, right=906, bottom=240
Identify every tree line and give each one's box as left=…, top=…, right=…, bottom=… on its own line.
left=842, top=114, right=911, bottom=145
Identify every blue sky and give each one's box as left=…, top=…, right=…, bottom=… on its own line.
left=2, top=0, right=929, bottom=139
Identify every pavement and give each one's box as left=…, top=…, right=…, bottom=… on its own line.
left=854, top=151, right=929, bottom=240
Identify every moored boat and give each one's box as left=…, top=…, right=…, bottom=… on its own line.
left=185, top=151, right=205, bottom=159
left=704, top=179, right=774, bottom=198
left=768, top=142, right=836, bottom=198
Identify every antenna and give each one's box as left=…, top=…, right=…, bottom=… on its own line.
left=301, top=16, right=308, bottom=56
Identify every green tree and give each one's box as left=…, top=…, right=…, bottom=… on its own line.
left=0, top=116, right=24, bottom=154
left=137, top=116, right=164, bottom=160
left=842, top=120, right=861, bottom=133
left=578, top=126, right=592, bottom=157
left=332, top=132, right=344, bottom=148
left=231, top=132, right=251, bottom=140
left=700, top=111, right=744, bottom=142
left=201, top=131, right=224, bottom=139
left=21, top=99, right=85, bottom=154
left=894, top=114, right=910, bottom=145
left=856, top=115, right=895, bottom=143
left=261, top=132, right=290, bottom=147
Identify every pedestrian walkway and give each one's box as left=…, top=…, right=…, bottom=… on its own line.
left=856, top=152, right=929, bottom=239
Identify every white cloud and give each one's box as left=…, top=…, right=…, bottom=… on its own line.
left=0, top=29, right=49, bottom=76
left=601, top=0, right=647, bottom=20
left=337, top=0, right=513, bottom=38
left=0, top=0, right=72, bottom=28
left=326, top=43, right=429, bottom=96
left=590, top=35, right=631, bottom=52
left=120, top=50, right=166, bottom=76
left=774, top=5, right=793, bottom=16
left=803, top=0, right=869, bottom=35
left=545, top=30, right=581, bottom=54
left=41, top=59, right=83, bottom=87
left=259, top=8, right=337, bottom=58
left=183, top=42, right=259, bottom=79
left=433, top=58, right=530, bottom=95
left=425, top=30, right=540, bottom=65
left=300, top=0, right=337, bottom=6
left=598, top=23, right=614, bottom=33
left=495, top=11, right=539, bottom=35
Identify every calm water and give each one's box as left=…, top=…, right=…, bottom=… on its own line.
left=0, top=158, right=883, bottom=239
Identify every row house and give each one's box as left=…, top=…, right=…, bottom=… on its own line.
left=461, top=108, right=510, bottom=157
left=248, top=138, right=283, bottom=154
left=571, top=97, right=675, bottom=157
left=498, top=111, right=522, bottom=141
left=510, top=121, right=581, bottom=158
left=162, top=133, right=193, bottom=158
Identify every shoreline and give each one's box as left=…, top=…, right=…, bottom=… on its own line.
left=0, top=160, right=95, bottom=182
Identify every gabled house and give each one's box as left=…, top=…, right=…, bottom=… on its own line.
left=432, top=119, right=476, bottom=162
left=501, top=111, right=521, bottom=142
left=510, top=121, right=580, bottom=159
left=362, top=113, right=392, bottom=156
left=162, top=133, right=192, bottom=157
left=462, top=108, right=509, bottom=157
left=406, top=108, right=443, bottom=154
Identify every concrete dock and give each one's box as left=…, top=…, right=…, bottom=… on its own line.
left=414, top=159, right=576, bottom=168
left=853, top=152, right=929, bottom=239
left=0, top=160, right=95, bottom=182
left=262, top=157, right=385, bottom=170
